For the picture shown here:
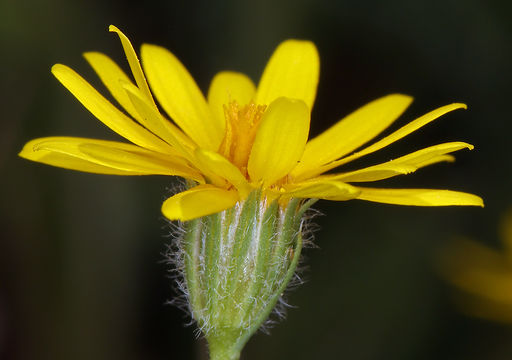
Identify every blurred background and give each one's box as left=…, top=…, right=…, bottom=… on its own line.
left=1, top=0, right=511, bottom=359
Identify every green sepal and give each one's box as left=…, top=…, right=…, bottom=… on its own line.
left=182, top=192, right=314, bottom=360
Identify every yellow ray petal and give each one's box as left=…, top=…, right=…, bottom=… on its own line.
left=161, top=185, right=239, bottom=221
left=79, top=143, right=200, bottom=179
left=109, top=25, right=154, bottom=101
left=51, top=64, right=173, bottom=154
left=415, top=154, right=455, bottom=167
left=325, top=142, right=473, bottom=182
left=248, top=97, right=310, bottom=186
left=295, top=94, right=413, bottom=176
left=20, top=140, right=143, bottom=175
left=207, top=71, right=256, bottom=130
left=255, top=39, right=319, bottom=109
left=297, top=103, right=467, bottom=180
left=122, top=81, right=196, bottom=156
left=83, top=52, right=142, bottom=121
left=19, top=137, right=203, bottom=180
left=141, top=44, right=222, bottom=150
left=283, top=180, right=360, bottom=200
left=353, top=187, right=484, bottom=206
left=194, top=148, right=252, bottom=197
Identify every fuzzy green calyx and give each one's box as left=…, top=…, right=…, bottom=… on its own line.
left=182, top=191, right=310, bottom=359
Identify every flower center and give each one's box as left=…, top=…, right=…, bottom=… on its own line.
left=219, top=101, right=267, bottom=177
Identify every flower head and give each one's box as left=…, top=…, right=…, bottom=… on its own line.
left=19, top=25, right=483, bottom=221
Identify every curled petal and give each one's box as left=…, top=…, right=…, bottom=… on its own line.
left=20, top=144, right=143, bottom=175
left=194, top=148, right=252, bottom=197
left=19, top=137, right=202, bottom=180
left=109, top=25, right=154, bottom=101
left=161, top=185, right=239, bottom=221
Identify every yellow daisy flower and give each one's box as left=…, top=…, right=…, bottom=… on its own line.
left=19, top=25, right=483, bottom=221
left=19, top=26, right=486, bottom=359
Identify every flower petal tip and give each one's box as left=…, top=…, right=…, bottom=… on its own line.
left=448, top=102, right=468, bottom=111
left=140, top=43, right=158, bottom=53
left=108, top=24, right=120, bottom=33
left=18, top=148, right=29, bottom=159
left=456, top=193, right=484, bottom=207
left=390, top=93, right=414, bottom=106
left=50, top=63, right=65, bottom=74
left=82, top=51, right=93, bottom=59
left=160, top=204, right=181, bottom=221
left=161, top=185, right=239, bottom=222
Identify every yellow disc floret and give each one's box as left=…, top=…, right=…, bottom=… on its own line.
left=219, top=101, right=267, bottom=178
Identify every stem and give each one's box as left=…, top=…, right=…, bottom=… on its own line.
left=208, top=335, right=242, bottom=360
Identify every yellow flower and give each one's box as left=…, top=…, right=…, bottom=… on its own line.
left=440, top=210, right=512, bottom=323
left=19, top=25, right=483, bottom=221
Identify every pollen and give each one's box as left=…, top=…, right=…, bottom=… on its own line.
left=219, top=101, right=267, bottom=177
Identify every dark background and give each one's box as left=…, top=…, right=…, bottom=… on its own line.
left=1, top=0, right=511, bottom=359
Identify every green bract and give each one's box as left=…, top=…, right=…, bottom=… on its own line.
left=182, top=192, right=311, bottom=360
